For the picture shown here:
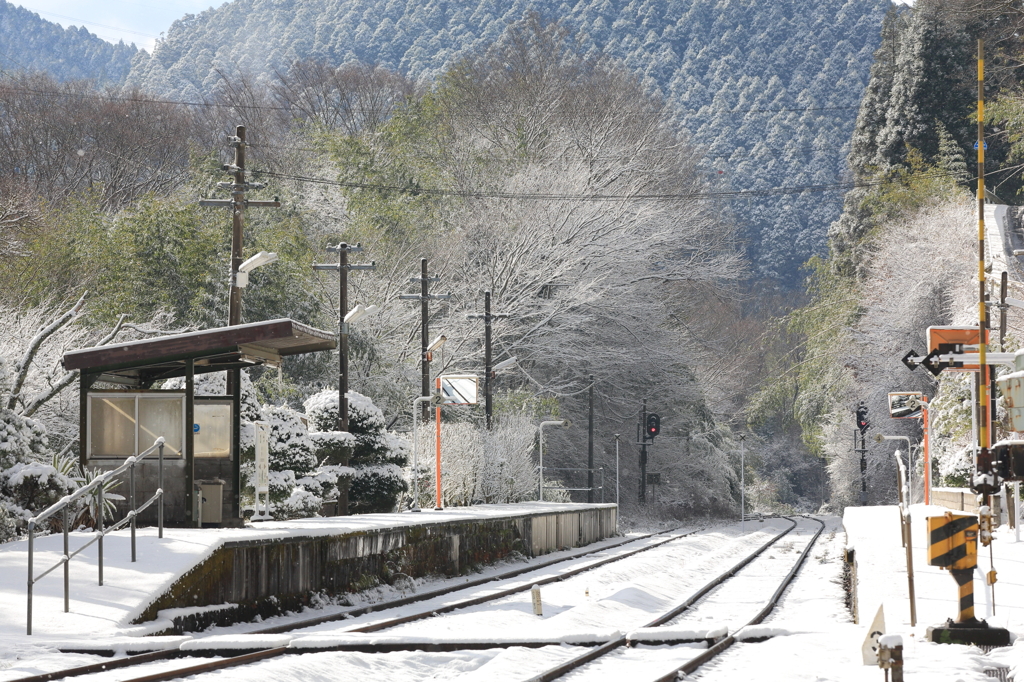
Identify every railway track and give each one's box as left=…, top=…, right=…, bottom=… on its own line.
left=10, top=524, right=700, bottom=682
left=531, top=515, right=826, bottom=681
left=10, top=517, right=821, bottom=682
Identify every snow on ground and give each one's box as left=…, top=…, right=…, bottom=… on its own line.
left=5, top=505, right=1024, bottom=681
left=691, top=508, right=1024, bottom=681
left=0, top=503, right=615, bottom=679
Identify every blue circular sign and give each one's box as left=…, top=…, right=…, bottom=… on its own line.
left=193, top=423, right=200, bottom=433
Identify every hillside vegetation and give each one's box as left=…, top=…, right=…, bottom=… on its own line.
left=125, top=0, right=889, bottom=287
left=0, top=0, right=137, bottom=83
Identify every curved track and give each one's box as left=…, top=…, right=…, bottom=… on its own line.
left=538, top=515, right=826, bottom=681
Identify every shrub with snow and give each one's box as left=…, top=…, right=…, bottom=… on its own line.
left=304, top=389, right=408, bottom=513
left=410, top=414, right=541, bottom=508
left=0, top=407, right=78, bottom=527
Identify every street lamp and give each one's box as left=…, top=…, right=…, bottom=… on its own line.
left=875, top=434, right=914, bottom=503
left=493, top=357, right=517, bottom=372
left=235, top=250, right=279, bottom=287
left=538, top=420, right=570, bottom=501
left=344, top=304, right=379, bottom=325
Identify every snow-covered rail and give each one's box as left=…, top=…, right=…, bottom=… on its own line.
left=529, top=515, right=825, bottom=681
left=8, top=525, right=696, bottom=682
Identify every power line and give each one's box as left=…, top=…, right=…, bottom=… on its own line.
left=0, top=83, right=861, bottom=117
left=250, top=167, right=964, bottom=202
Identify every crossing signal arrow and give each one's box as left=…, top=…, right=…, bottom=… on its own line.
left=902, top=350, right=922, bottom=371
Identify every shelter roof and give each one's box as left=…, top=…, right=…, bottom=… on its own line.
left=62, top=318, right=335, bottom=386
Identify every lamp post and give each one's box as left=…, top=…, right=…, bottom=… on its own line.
left=876, top=434, right=914, bottom=503
left=739, top=434, right=745, bottom=532
left=538, top=420, right=570, bottom=501
left=614, top=434, right=620, bottom=510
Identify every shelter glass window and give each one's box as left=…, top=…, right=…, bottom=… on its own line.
left=139, top=396, right=183, bottom=457
left=89, top=397, right=135, bottom=458
left=88, top=393, right=185, bottom=459
left=194, top=402, right=232, bottom=458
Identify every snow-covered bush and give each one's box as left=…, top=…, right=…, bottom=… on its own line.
left=304, top=389, right=407, bottom=514
left=0, top=402, right=77, bottom=527
left=410, top=414, right=542, bottom=508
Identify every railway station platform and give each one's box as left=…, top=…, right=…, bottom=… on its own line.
left=0, top=502, right=617, bottom=642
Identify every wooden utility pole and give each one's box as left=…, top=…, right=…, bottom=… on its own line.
left=199, top=125, right=280, bottom=326
left=467, top=291, right=509, bottom=429
left=399, top=258, right=450, bottom=420
left=313, top=243, right=375, bottom=432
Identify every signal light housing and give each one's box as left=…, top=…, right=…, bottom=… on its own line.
left=646, top=413, right=660, bottom=440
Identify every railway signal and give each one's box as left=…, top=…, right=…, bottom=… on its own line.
left=855, top=404, right=869, bottom=434
left=645, top=413, right=660, bottom=440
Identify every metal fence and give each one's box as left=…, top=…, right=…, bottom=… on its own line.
left=542, top=466, right=605, bottom=502
left=26, top=437, right=166, bottom=635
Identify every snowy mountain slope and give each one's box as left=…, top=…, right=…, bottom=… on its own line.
left=0, top=0, right=137, bottom=83
left=125, top=0, right=890, bottom=286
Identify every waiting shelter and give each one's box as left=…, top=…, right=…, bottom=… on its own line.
left=62, top=319, right=336, bottom=527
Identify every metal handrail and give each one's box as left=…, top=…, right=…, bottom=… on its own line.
left=540, top=467, right=605, bottom=501
left=27, top=437, right=166, bottom=635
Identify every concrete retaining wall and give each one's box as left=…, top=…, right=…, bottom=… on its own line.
left=135, top=504, right=617, bottom=631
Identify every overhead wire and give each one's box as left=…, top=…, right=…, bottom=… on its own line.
left=248, top=167, right=970, bottom=202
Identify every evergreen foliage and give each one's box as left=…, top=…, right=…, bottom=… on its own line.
left=0, top=0, right=137, bottom=83
left=124, top=0, right=890, bottom=287
left=303, top=390, right=408, bottom=514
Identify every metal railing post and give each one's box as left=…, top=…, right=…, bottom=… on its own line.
left=63, top=506, right=69, bottom=613
left=130, top=459, right=137, bottom=562
left=158, top=443, right=164, bottom=538
left=98, top=483, right=104, bottom=586
left=27, top=521, right=34, bottom=635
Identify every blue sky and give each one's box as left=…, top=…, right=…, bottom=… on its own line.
left=13, top=0, right=916, bottom=52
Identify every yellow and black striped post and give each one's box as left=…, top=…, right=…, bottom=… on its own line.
left=928, top=512, right=979, bottom=622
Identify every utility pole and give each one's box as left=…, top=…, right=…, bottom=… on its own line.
left=587, top=376, right=595, bottom=503
left=312, top=243, right=375, bottom=432
left=639, top=399, right=648, bottom=506
left=399, top=258, right=451, bottom=420
left=467, top=291, right=509, bottom=429
left=199, top=125, right=280, bottom=326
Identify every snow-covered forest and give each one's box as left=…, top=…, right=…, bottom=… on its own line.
left=123, top=0, right=889, bottom=287
left=751, top=0, right=1024, bottom=507
left=0, top=0, right=137, bottom=82
left=0, top=13, right=755, bottom=534
left=7, top=0, right=1024, bottom=535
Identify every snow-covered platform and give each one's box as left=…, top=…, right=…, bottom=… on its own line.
left=0, top=502, right=616, bottom=642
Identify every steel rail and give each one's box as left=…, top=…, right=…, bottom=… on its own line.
left=252, top=524, right=691, bottom=635
left=10, top=525, right=696, bottom=682
left=105, top=527, right=700, bottom=682
left=657, top=515, right=826, bottom=681
left=524, top=516, right=803, bottom=682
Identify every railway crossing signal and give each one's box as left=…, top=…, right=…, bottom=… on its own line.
left=925, top=512, right=1009, bottom=645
